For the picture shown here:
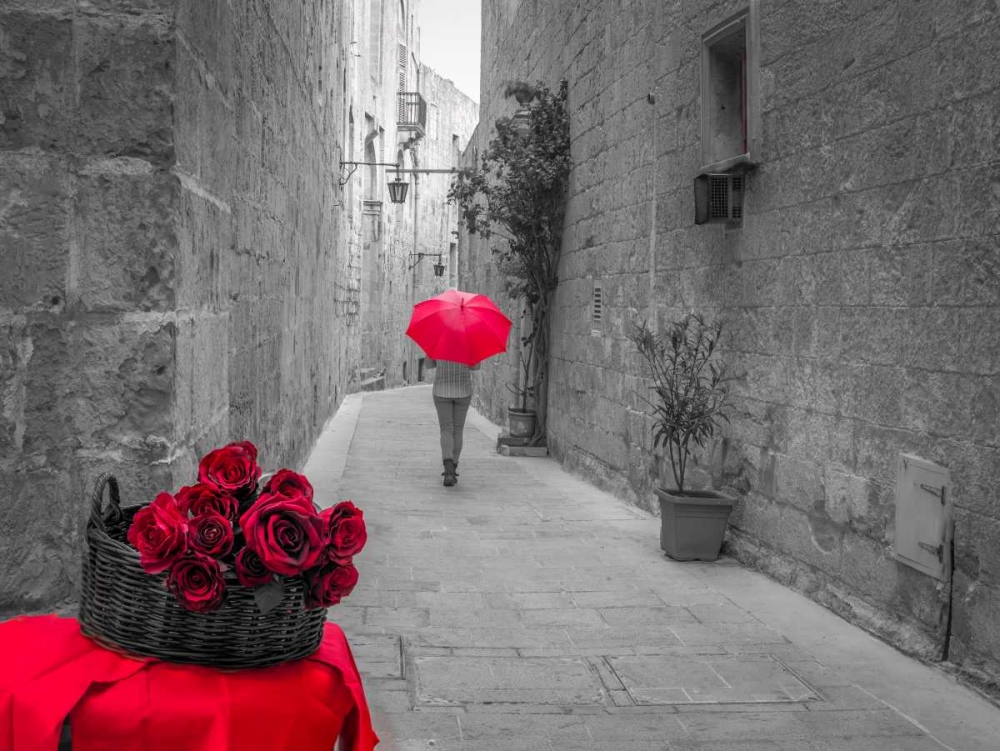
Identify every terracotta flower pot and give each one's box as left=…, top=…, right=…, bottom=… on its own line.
left=654, top=487, right=734, bottom=561
left=507, top=407, right=536, bottom=438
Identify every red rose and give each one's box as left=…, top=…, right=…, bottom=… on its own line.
left=126, top=493, right=188, bottom=574
left=305, top=561, right=359, bottom=608
left=234, top=547, right=273, bottom=587
left=188, top=513, right=234, bottom=557
left=263, top=468, right=314, bottom=502
left=321, top=501, right=367, bottom=564
left=239, top=491, right=325, bottom=576
left=167, top=553, right=226, bottom=613
left=176, top=483, right=239, bottom=521
left=198, top=441, right=261, bottom=498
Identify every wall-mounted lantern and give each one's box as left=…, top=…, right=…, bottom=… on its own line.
left=408, top=252, right=446, bottom=276
left=387, top=177, right=409, bottom=204
left=507, top=81, right=536, bottom=137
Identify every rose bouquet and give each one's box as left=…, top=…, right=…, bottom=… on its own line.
left=125, top=441, right=366, bottom=614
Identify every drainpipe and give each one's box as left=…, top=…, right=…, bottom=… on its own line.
left=410, top=170, right=419, bottom=379
left=647, top=91, right=658, bottom=323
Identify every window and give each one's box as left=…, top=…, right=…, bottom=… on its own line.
left=364, top=141, right=378, bottom=201
left=700, top=2, right=759, bottom=172
left=428, top=104, right=439, bottom=139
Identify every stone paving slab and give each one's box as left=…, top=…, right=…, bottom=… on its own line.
left=414, top=655, right=606, bottom=707
left=304, top=387, right=1000, bottom=751
left=607, top=654, right=819, bottom=705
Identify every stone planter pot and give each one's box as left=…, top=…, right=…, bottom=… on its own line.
left=507, top=407, right=536, bottom=438
left=654, top=488, right=735, bottom=561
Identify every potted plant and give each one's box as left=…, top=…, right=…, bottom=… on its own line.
left=449, top=80, right=570, bottom=446
left=628, top=314, right=736, bottom=561
left=500, top=343, right=535, bottom=438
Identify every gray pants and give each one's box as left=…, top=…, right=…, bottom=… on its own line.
left=433, top=395, right=471, bottom=463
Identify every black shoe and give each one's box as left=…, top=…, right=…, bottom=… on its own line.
left=442, top=459, right=457, bottom=486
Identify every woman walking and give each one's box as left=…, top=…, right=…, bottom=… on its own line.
left=406, top=288, right=510, bottom=486
left=429, top=358, right=479, bottom=486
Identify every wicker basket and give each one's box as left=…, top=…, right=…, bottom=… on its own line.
left=79, top=473, right=326, bottom=669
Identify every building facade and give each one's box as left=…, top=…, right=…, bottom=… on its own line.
left=464, top=0, right=1000, bottom=692
left=345, top=1, right=479, bottom=389
left=0, top=0, right=480, bottom=612
left=0, top=0, right=355, bottom=612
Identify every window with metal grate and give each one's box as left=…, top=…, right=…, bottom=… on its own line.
left=592, top=283, right=603, bottom=322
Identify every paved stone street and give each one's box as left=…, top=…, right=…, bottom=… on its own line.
left=303, top=387, right=1000, bottom=751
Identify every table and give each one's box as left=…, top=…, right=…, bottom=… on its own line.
left=0, top=615, right=378, bottom=751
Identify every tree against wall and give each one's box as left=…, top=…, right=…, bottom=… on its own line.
left=448, top=80, right=571, bottom=444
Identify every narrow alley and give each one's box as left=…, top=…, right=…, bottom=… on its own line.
left=303, top=387, right=1000, bottom=751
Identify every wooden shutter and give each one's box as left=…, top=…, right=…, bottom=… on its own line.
left=397, top=43, right=407, bottom=120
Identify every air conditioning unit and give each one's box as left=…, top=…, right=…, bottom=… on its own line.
left=694, top=173, right=744, bottom=225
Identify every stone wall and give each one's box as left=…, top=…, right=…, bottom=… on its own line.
left=470, top=0, right=1000, bottom=690
left=0, top=0, right=352, bottom=612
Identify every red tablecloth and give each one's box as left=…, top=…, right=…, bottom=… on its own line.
left=0, top=615, right=378, bottom=751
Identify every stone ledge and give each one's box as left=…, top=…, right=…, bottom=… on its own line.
left=496, top=433, right=549, bottom=457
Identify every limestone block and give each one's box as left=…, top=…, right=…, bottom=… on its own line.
left=955, top=166, right=1000, bottom=239
left=75, top=13, right=174, bottom=162
left=75, top=443, right=176, bottom=515
left=73, top=162, right=178, bottom=312
left=0, top=318, right=30, bottom=457
left=948, top=89, right=1000, bottom=169
left=70, top=319, right=176, bottom=450
left=955, top=508, right=1000, bottom=589
left=837, top=531, right=901, bottom=604
left=174, top=181, right=232, bottom=308
left=0, top=465, right=79, bottom=614
left=947, top=570, right=996, bottom=665
left=880, top=177, right=959, bottom=247
left=848, top=111, right=951, bottom=191
left=77, top=0, right=176, bottom=14
left=779, top=505, right=844, bottom=569
left=841, top=307, right=904, bottom=366
left=868, top=243, right=935, bottom=307
left=173, top=311, right=229, bottom=446
left=853, top=424, right=922, bottom=487
left=0, top=10, right=74, bottom=152
left=897, top=307, right=961, bottom=372
left=821, top=468, right=871, bottom=525
left=894, top=563, right=949, bottom=630
left=832, top=363, right=874, bottom=422
left=175, top=0, right=234, bottom=94
left=728, top=492, right=783, bottom=549
left=20, top=319, right=76, bottom=457
left=0, top=153, right=70, bottom=312
left=951, top=444, right=1000, bottom=518
left=774, top=455, right=821, bottom=511
left=173, top=41, right=237, bottom=196
left=937, top=18, right=1000, bottom=102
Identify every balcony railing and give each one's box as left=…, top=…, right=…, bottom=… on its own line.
left=397, top=92, right=427, bottom=136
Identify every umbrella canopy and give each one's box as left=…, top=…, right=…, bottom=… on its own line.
left=405, top=289, right=512, bottom=367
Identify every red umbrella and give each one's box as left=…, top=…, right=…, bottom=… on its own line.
left=405, top=289, right=512, bottom=367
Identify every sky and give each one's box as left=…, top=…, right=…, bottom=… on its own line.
left=419, top=0, right=482, bottom=103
